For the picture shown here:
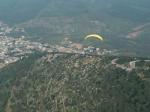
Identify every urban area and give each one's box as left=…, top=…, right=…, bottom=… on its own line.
left=0, top=21, right=115, bottom=68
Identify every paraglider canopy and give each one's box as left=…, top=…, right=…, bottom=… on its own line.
left=84, top=34, right=104, bottom=41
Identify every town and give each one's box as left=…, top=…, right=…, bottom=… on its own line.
left=0, top=21, right=116, bottom=68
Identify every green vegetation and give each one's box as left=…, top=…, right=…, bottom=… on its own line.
left=0, top=0, right=150, bottom=111
left=0, top=53, right=150, bottom=112
left=0, top=0, right=150, bottom=56
left=0, top=52, right=45, bottom=112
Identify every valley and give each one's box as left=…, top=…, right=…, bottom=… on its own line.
left=0, top=1, right=150, bottom=112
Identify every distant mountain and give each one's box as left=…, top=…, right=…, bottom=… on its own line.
left=0, top=52, right=150, bottom=112
left=0, top=0, right=150, bottom=57
left=0, top=0, right=150, bottom=24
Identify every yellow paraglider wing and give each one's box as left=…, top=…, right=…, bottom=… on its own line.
left=84, top=34, right=104, bottom=41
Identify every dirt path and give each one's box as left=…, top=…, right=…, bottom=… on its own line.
left=127, top=22, right=150, bottom=39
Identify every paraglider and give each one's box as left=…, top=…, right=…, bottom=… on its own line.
left=84, top=34, right=104, bottom=41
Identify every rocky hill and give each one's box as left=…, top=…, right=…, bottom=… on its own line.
left=0, top=52, right=150, bottom=112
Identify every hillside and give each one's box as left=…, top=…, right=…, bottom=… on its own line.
left=0, top=52, right=150, bottom=112
left=1, top=0, right=150, bottom=24
left=0, top=0, right=150, bottom=57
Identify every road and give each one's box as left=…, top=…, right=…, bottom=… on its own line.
left=111, top=58, right=150, bottom=72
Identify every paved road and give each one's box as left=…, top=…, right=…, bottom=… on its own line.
left=111, top=58, right=150, bottom=72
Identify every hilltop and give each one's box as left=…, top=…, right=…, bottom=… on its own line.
left=0, top=52, right=150, bottom=112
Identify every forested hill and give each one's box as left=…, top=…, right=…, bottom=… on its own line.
left=0, top=0, right=150, bottom=57
left=0, top=0, right=150, bottom=24
left=0, top=52, right=150, bottom=112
